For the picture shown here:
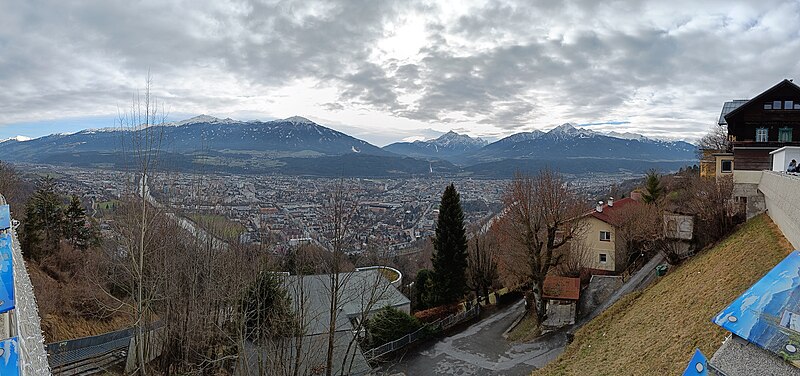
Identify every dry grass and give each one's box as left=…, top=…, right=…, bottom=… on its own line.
left=533, top=214, right=794, bottom=376
left=507, top=312, right=541, bottom=342
left=28, top=248, right=134, bottom=343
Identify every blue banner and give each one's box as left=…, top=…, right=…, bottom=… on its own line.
left=0, top=337, right=20, bottom=375
left=0, top=234, right=14, bottom=314
left=682, top=348, right=708, bottom=375
left=0, top=205, right=9, bottom=230
left=713, top=251, right=800, bottom=368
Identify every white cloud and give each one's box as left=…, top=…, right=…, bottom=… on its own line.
left=0, top=0, right=798, bottom=144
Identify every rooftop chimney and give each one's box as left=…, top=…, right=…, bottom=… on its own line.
left=596, top=201, right=604, bottom=213
left=608, top=197, right=614, bottom=207
left=631, top=191, right=643, bottom=202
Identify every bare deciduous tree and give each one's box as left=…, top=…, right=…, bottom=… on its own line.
left=467, top=230, right=498, bottom=305
left=697, top=123, right=730, bottom=154
left=497, top=170, right=588, bottom=324
left=607, top=200, right=664, bottom=272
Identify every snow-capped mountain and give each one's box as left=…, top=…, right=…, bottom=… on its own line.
left=165, top=115, right=239, bottom=127
left=0, top=116, right=696, bottom=177
left=0, top=116, right=461, bottom=176
left=605, top=131, right=649, bottom=141
left=465, top=122, right=697, bottom=164
left=383, top=131, right=488, bottom=160
left=0, top=135, right=32, bottom=143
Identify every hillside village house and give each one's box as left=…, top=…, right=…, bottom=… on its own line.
left=712, top=79, right=800, bottom=217
left=570, top=197, right=642, bottom=273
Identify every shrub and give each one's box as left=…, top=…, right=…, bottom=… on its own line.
left=367, top=306, right=423, bottom=347
left=413, top=304, right=460, bottom=323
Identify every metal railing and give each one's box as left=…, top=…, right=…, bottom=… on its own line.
left=363, top=304, right=480, bottom=360
left=45, top=322, right=164, bottom=375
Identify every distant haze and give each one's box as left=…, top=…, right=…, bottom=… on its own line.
left=1, top=1, right=798, bottom=144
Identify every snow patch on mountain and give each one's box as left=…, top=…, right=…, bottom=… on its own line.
left=167, top=115, right=238, bottom=127
left=0, top=135, right=32, bottom=143
left=281, top=116, right=316, bottom=125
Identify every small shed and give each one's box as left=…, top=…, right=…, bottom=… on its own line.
left=769, top=146, right=800, bottom=172
left=541, top=275, right=581, bottom=328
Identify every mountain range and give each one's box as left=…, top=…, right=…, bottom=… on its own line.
left=0, top=116, right=697, bottom=177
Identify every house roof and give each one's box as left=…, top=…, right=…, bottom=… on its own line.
left=586, top=197, right=641, bottom=226
left=723, top=79, right=800, bottom=123
left=718, top=100, right=749, bottom=125
left=283, top=269, right=411, bottom=336
left=542, top=275, right=581, bottom=301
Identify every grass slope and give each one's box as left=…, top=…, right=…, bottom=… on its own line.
left=533, top=214, right=794, bottom=376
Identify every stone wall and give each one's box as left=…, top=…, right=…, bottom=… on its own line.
left=758, top=171, right=800, bottom=249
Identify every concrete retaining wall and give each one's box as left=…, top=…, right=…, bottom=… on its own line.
left=758, top=171, right=800, bottom=249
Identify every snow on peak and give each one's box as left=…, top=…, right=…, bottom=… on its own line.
left=432, top=131, right=487, bottom=148
left=606, top=131, right=649, bottom=141
left=495, top=130, right=545, bottom=145
left=547, top=123, right=597, bottom=138
left=0, top=135, right=32, bottom=143
left=281, top=116, right=316, bottom=125
left=167, top=115, right=238, bottom=127
left=549, top=123, right=578, bottom=134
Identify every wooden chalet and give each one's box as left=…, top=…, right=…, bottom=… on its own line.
left=722, top=79, right=800, bottom=172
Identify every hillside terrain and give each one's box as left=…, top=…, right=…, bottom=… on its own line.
left=533, top=214, right=793, bottom=375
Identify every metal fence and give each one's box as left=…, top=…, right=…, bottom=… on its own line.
left=363, top=304, right=480, bottom=360
left=46, top=326, right=134, bottom=374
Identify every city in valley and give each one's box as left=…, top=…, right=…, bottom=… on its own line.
left=29, top=164, right=640, bottom=257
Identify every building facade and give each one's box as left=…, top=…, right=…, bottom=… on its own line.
left=571, top=197, right=641, bottom=273
left=723, top=79, right=800, bottom=173
left=715, top=79, right=800, bottom=218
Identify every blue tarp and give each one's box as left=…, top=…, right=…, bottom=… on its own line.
left=0, top=234, right=13, bottom=314
left=682, top=348, right=708, bottom=375
left=0, top=205, right=9, bottom=230
left=713, top=251, right=800, bottom=368
left=0, top=337, right=20, bottom=375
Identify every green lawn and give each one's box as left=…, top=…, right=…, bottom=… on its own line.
left=533, top=214, right=794, bottom=376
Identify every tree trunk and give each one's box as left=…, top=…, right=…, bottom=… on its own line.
left=531, top=279, right=546, bottom=323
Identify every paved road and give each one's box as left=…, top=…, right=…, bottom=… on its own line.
left=380, top=300, right=568, bottom=376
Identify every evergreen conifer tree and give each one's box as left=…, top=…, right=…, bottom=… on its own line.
left=64, top=195, right=91, bottom=250
left=431, top=183, right=468, bottom=305
left=642, top=170, right=663, bottom=204
left=21, top=177, right=64, bottom=260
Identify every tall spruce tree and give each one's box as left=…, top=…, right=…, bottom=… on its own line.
left=431, top=183, right=468, bottom=305
left=21, top=177, right=64, bottom=260
left=64, top=195, right=91, bottom=250
left=642, top=170, right=663, bottom=204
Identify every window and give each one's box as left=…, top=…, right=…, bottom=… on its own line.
left=599, top=253, right=608, bottom=263
left=756, top=128, right=769, bottom=142
left=795, top=103, right=800, bottom=110
left=786, top=101, right=794, bottom=109
left=764, top=103, right=773, bottom=110
left=600, top=231, right=611, bottom=241
left=779, top=127, right=793, bottom=142
left=721, top=160, right=733, bottom=173
left=774, top=101, right=783, bottom=110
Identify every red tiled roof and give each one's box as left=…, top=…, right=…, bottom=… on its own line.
left=542, top=275, right=581, bottom=301
left=587, top=197, right=641, bottom=225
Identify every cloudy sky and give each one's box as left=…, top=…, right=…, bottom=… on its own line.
left=1, top=0, right=799, bottom=145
